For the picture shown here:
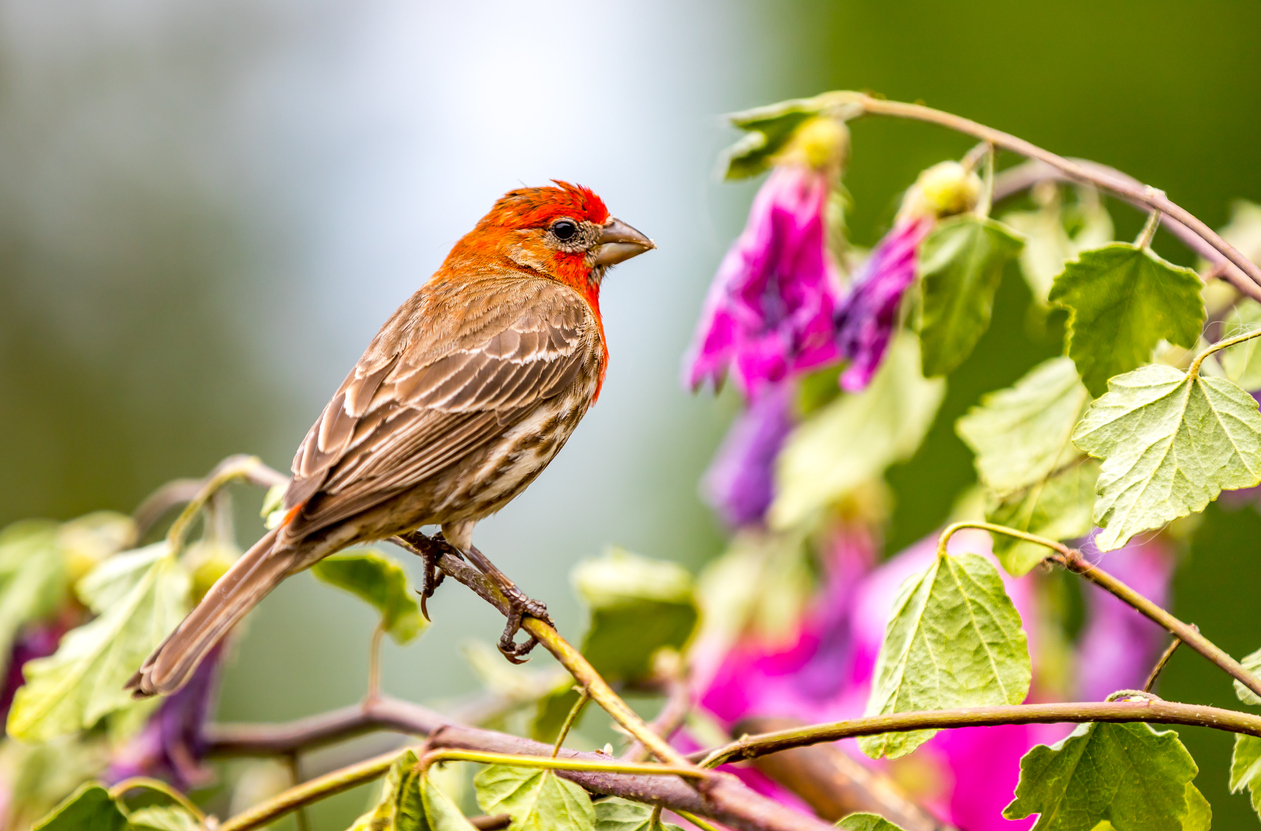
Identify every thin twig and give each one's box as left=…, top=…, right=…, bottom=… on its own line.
left=1052, top=548, right=1261, bottom=700
left=551, top=688, right=591, bottom=757
left=1145, top=637, right=1185, bottom=693
left=832, top=92, right=1261, bottom=296
left=697, top=699, right=1261, bottom=768
left=622, top=672, right=693, bottom=764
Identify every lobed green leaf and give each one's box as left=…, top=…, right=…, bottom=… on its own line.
left=126, top=806, right=203, bottom=831
left=312, top=549, right=426, bottom=644
left=8, top=543, right=190, bottom=741
left=858, top=553, right=1031, bottom=759
left=475, top=765, right=595, bottom=831
left=0, top=522, right=70, bottom=678
left=1231, top=734, right=1261, bottom=822
left=985, top=460, right=1099, bottom=576
left=836, top=814, right=908, bottom=831
left=1049, top=243, right=1204, bottom=397
left=1072, top=364, right=1261, bottom=551
left=1219, top=299, right=1261, bottom=391
left=1234, top=647, right=1261, bottom=706
left=350, top=750, right=476, bottom=831
left=594, top=798, right=683, bottom=831
left=917, top=215, right=1025, bottom=377
left=772, top=334, right=945, bottom=529
left=1004, top=191, right=1113, bottom=303
left=1003, top=722, right=1199, bottom=831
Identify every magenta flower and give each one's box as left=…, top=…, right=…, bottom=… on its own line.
left=107, top=643, right=224, bottom=791
left=833, top=216, right=933, bottom=392
left=685, top=162, right=843, bottom=400
left=701, top=381, right=796, bottom=528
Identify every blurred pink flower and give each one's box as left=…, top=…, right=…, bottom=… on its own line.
left=691, top=524, right=1174, bottom=829
left=701, top=381, right=796, bottom=528
left=833, top=216, right=933, bottom=392
left=685, top=164, right=843, bottom=400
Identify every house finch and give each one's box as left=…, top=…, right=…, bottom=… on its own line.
left=128, top=182, right=654, bottom=697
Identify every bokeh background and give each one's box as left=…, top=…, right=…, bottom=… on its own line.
left=2, top=1, right=1259, bottom=827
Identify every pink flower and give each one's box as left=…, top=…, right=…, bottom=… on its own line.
left=701, top=381, right=796, bottom=528
left=685, top=163, right=843, bottom=400
left=833, top=216, right=933, bottom=392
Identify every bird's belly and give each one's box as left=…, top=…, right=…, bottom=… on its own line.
left=426, top=391, right=590, bottom=521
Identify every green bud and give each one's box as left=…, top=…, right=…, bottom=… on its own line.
left=57, top=512, right=135, bottom=583
left=187, top=540, right=240, bottom=603
left=778, top=116, right=850, bottom=172
left=899, top=161, right=983, bottom=221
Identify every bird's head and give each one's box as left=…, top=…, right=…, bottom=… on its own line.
left=445, top=181, right=655, bottom=302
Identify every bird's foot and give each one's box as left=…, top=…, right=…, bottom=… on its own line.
left=396, top=530, right=464, bottom=621
left=497, top=586, right=553, bottom=664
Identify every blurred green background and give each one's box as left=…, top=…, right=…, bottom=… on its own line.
left=1, top=1, right=1258, bottom=827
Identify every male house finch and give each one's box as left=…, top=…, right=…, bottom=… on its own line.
left=128, top=182, right=654, bottom=697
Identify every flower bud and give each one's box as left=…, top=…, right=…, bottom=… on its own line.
left=777, top=117, right=850, bottom=173
left=899, top=161, right=982, bottom=221
left=187, top=541, right=239, bottom=603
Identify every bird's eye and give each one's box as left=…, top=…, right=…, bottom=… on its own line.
left=551, top=220, right=578, bottom=241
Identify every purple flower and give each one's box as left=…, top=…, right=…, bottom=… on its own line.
left=1075, top=533, right=1174, bottom=701
left=833, top=216, right=933, bottom=392
left=107, top=643, right=224, bottom=791
left=701, top=382, right=796, bottom=528
left=685, top=163, right=843, bottom=400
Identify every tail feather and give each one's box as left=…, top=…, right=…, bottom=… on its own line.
left=128, top=527, right=296, bottom=698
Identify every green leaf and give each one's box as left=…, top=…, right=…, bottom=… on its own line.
left=858, top=553, right=1030, bottom=759
left=594, top=798, right=683, bottom=831
left=1049, top=244, right=1205, bottom=397
left=1072, top=364, right=1261, bottom=551
left=420, top=774, right=479, bottom=831
left=1219, top=299, right=1261, bottom=391
left=32, top=783, right=128, bottom=831
left=0, top=521, right=70, bottom=677
left=7, top=543, right=190, bottom=741
left=721, top=93, right=854, bottom=179
left=535, top=549, right=698, bottom=742
left=1230, top=734, right=1261, bottom=821
left=260, top=482, right=288, bottom=530
left=985, top=460, right=1099, bottom=576
left=1182, top=784, right=1212, bottom=831
left=312, top=549, right=426, bottom=644
left=475, top=765, right=595, bottom=831
left=957, top=357, right=1092, bottom=495
left=1234, top=647, right=1261, bottom=706
left=917, top=215, right=1025, bottom=376
left=1003, top=722, right=1199, bottom=831
left=349, top=749, right=424, bottom=831
left=1004, top=191, right=1114, bottom=303
left=836, top=814, right=907, bottom=831
left=772, top=334, right=946, bottom=529
left=126, top=806, right=203, bottom=831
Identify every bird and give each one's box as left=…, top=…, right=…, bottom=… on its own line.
left=128, top=182, right=654, bottom=697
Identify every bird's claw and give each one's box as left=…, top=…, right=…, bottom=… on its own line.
left=497, top=590, right=552, bottom=664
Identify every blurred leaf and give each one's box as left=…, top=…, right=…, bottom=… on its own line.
left=1049, top=244, right=1204, bottom=397
left=1072, top=364, right=1261, bottom=551
left=127, top=806, right=202, bottom=831
left=1219, top=299, right=1261, bottom=391
left=8, top=543, right=190, bottom=741
left=349, top=749, right=424, bottom=831
left=1230, top=734, right=1261, bottom=821
left=1217, top=200, right=1261, bottom=267
left=1234, top=647, right=1261, bottom=706
left=858, top=553, right=1030, bottom=759
left=721, top=93, right=854, bottom=180
left=985, top=460, right=1099, bottom=576
left=32, top=783, right=127, bottom=831
left=1004, top=192, right=1113, bottom=302
left=594, top=798, right=683, bottom=831
left=837, top=814, right=907, bottom=831
left=772, top=335, right=945, bottom=529
left=0, top=521, right=70, bottom=677
left=1003, top=722, right=1198, bottom=831
left=260, top=482, right=287, bottom=530
left=475, top=765, right=595, bottom=831
left=917, top=215, right=1024, bottom=376
left=1182, top=784, right=1212, bottom=831
left=535, top=549, right=698, bottom=742
left=957, top=357, right=1091, bottom=495
left=312, top=549, right=426, bottom=644
left=56, top=512, right=136, bottom=581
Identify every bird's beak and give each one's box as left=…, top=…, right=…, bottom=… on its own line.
left=594, top=218, right=655, bottom=266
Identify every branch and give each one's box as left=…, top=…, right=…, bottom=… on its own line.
left=828, top=92, right=1261, bottom=300
left=1052, top=547, right=1261, bottom=700
left=699, top=698, right=1261, bottom=768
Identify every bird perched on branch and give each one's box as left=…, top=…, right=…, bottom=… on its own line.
left=128, top=182, right=654, bottom=697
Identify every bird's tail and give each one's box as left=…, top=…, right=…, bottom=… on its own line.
left=127, top=527, right=295, bottom=698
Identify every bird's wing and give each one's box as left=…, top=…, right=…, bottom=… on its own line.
left=283, top=275, right=598, bottom=537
